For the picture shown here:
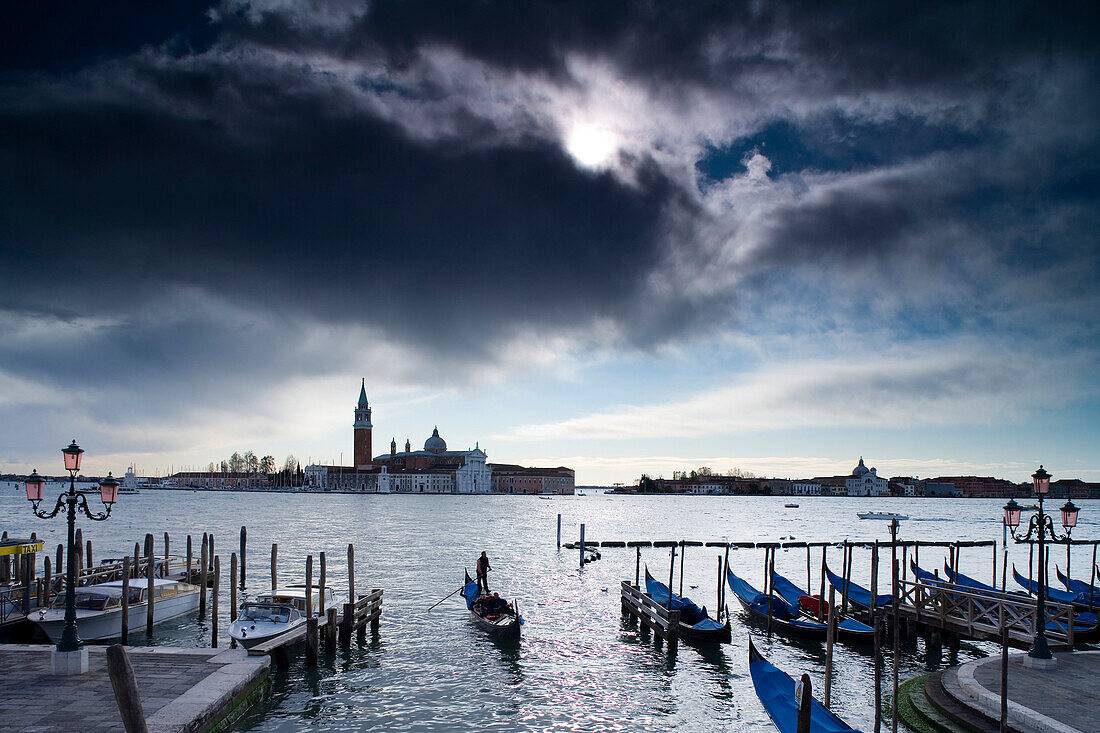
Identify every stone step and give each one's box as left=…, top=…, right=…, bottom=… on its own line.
left=925, top=668, right=1014, bottom=733
left=897, top=673, right=971, bottom=733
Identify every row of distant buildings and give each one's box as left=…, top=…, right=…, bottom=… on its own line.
left=650, top=458, right=1100, bottom=499
left=166, top=381, right=574, bottom=494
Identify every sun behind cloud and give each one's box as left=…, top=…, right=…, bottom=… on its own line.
left=565, top=123, right=617, bottom=168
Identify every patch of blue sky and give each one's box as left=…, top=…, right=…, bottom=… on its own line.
left=695, top=113, right=984, bottom=187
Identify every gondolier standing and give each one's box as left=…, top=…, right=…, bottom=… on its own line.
left=476, top=551, right=491, bottom=594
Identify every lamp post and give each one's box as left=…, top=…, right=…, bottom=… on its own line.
left=1003, top=466, right=1080, bottom=669
left=24, top=440, right=120, bottom=675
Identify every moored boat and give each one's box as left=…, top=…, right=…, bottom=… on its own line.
left=727, top=568, right=828, bottom=640
left=643, top=567, right=731, bottom=643
left=228, top=585, right=335, bottom=649
left=824, top=565, right=893, bottom=610
left=749, top=638, right=862, bottom=733
left=462, top=570, right=521, bottom=638
left=35, top=577, right=201, bottom=642
left=1056, top=566, right=1100, bottom=607
left=769, top=572, right=874, bottom=642
left=856, top=512, right=907, bottom=521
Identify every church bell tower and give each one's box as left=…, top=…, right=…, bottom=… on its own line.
left=354, top=379, right=373, bottom=467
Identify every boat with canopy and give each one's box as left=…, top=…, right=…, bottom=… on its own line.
left=824, top=565, right=893, bottom=610
left=1056, top=566, right=1100, bottom=607
left=769, top=571, right=874, bottom=642
left=727, top=568, right=828, bottom=640
left=643, top=567, right=731, bottom=643
left=462, top=570, right=521, bottom=639
left=749, top=637, right=862, bottom=733
left=35, top=577, right=201, bottom=642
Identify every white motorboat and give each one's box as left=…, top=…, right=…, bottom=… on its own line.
left=856, top=511, right=908, bottom=521
left=229, top=585, right=336, bottom=649
left=34, top=577, right=202, bottom=642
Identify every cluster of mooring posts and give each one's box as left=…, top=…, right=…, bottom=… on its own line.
left=561, top=512, right=1098, bottom=733
left=1, top=526, right=384, bottom=666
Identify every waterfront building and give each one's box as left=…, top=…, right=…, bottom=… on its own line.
left=928, top=475, right=1018, bottom=498
left=923, top=481, right=961, bottom=497
left=305, top=382, right=570, bottom=493
left=488, top=465, right=576, bottom=494
left=845, top=458, right=888, bottom=496
left=790, top=481, right=822, bottom=496
left=811, top=476, right=848, bottom=496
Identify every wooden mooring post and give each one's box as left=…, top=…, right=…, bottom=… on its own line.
left=305, top=555, right=313, bottom=619
left=163, top=533, right=169, bottom=577
left=557, top=513, right=561, bottom=549
left=199, top=535, right=208, bottom=620
left=305, top=616, right=319, bottom=666
left=145, top=534, right=155, bottom=636
left=230, top=553, right=238, bottom=621
left=271, top=543, right=278, bottom=592
left=342, top=544, right=356, bottom=644
left=579, top=524, right=586, bottom=568
left=107, top=644, right=149, bottom=733
left=211, top=556, right=220, bottom=648
left=240, top=526, right=247, bottom=589
left=892, top=558, right=900, bottom=733
left=326, top=607, right=338, bottom=649
left=121, top=557, right=130, bottom=645
left=186, top=535, right=192, bottom=584
left=824, top=584, right=836, bottom=708
left=319, top=552, right=327, bottom=616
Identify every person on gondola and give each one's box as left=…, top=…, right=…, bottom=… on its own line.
left=476, top=551, right=491, bottom=594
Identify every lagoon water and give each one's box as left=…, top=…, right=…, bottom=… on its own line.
left=4, top=485, right=1097, bottom=731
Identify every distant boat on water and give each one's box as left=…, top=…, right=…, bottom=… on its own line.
left=784, top=503, right=799, bottom=508
left=857, top=511, right=907, bottom=521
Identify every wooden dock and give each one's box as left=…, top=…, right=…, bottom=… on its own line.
left=0, top=643, right=269, bottom=733
left=246, top=588, right=383, bottom=666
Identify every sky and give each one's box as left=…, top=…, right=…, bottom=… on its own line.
left=1, top=1, right=1098, bottom=485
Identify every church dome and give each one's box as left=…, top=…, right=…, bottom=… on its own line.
left=425, top=427, right=447, bottom=454
left=852, top=457, right=870, bottom=477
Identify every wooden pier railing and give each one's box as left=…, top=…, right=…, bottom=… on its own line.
left=620, top=581, right=680, bottom=653
left=892, top=577, right=1078, bottom=647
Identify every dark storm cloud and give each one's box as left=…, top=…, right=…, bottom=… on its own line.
left=0, top=0, right=1098, bottom=403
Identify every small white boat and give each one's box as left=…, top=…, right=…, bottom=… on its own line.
left=35, top=577, right=201, bottom=641
left=229, top=586, right=335, bottom=649
left=857, top=511, right=908, bottom=521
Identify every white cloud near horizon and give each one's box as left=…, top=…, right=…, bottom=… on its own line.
left=497, top=345, right=1092, bottom=443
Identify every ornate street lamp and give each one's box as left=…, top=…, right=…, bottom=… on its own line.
left=1003, top=466, right=1077, bottom=669
left=25, top=440, right=120, bottom=675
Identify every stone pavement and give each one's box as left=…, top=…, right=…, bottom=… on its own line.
left=945, top=649, right=1100, bottom=733
left=0, top=644, right=269, bottom=733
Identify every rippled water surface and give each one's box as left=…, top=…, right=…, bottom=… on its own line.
left=5, top=487, right=1098, bottom=731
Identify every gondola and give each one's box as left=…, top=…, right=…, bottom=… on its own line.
left=462, top=570, right=521, bottom=639
left=643, top=567, right=731, bottom=643
left=1056, top=566, right=1100, bottom=607
left=824, top=564, right=893, bottom=611
left=1012, top=565, right=1080, bottom=604
left=769, top=572, right=875, bottom=642
left=748, top=638, right=862, bottom=733
left=726, top=568, right=828, bottom=640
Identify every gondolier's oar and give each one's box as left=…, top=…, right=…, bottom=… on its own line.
left=428, top=586, right=464, bottom=611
